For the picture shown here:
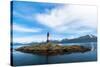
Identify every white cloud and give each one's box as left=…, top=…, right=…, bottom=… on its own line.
left=13, top=11, right=35, bottom=22
left=13, top=34, right=65, bottom=43
left=13, top=35, right=46, bottom=43
left=35, top=4, right=97, bottom=34
left=13, top=24, right=41, bottom=33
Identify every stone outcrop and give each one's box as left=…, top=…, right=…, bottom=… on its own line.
left=15, top=42, right=91, bottom=56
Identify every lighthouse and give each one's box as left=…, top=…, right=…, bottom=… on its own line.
left=47, top=32, right=50, bottom=43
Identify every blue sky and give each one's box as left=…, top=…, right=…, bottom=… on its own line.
left=12, top=1, right=97, bottom=43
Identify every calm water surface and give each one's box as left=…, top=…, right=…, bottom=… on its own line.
left=12, top=42, right=97, bottom=66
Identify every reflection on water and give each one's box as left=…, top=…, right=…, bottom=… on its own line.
left=12, top=42, right=97, bottom=66
left=90, top=42, right=96, bottom=51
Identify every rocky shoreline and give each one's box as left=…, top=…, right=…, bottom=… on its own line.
left=15, top=43, right=91, bottom=56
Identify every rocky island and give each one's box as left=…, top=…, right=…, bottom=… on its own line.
left=15, top=32, right=91, bottom=56
left=15, top=42, right=91, bottom=56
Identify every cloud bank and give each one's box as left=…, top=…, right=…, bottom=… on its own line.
left=13, top=24, right=42, bottom=33
left=35, top=5, right=97, bottom=33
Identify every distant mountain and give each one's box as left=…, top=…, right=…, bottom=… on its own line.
left=61, top=35, right=97, bottom=43
left=49, top=40, right=60, bottom=43
left=13, top=35, right=97, bottom=45
left=13, top=43, right=24, bottom=45
left=13, top=42, right=39, bottom=45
